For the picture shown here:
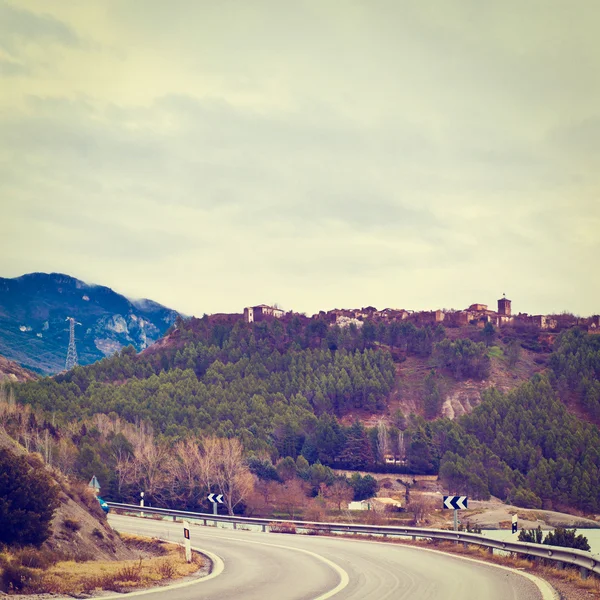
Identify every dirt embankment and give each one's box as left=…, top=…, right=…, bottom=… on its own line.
left=0, top=431, right=134, bottom=562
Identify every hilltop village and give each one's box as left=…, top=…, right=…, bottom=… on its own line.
left=242, top=297, right=600, bottom=334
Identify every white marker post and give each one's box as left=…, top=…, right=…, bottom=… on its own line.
left=140, top=491, right=144, bottom=518
left=512, top=513, right=518, bottom=535
left=183, top=520, right=191, bottom=563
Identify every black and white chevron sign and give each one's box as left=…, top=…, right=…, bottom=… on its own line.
left=207, top=493, right=224, bottom=504
left=443, top=495, right=468, bottom=510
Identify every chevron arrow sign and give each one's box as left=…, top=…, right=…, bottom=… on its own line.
left=207, top=493, right=224, bottom=504
left=443, top=495, right=468, bottom=510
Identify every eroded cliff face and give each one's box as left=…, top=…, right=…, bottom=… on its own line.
left=0, top=273, right=180, bottom=374
left=384, top=341, right=546, bottom=422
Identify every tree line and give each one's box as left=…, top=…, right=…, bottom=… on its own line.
left=5, top=318, right=600, bottom=515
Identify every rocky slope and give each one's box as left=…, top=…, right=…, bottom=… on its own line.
left=0, top=354, right=37, bottom=383
left=0, top=273, right=180, bottom=375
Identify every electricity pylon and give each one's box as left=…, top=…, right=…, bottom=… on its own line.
left=65, top=317, right=81, bottom=370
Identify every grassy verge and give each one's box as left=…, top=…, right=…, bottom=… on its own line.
left=0, top=534, right=204, bottom=595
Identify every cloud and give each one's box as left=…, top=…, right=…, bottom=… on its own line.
left=0, top=2, right=80, bottom=54
left=0, top=1, right=599, bottom=316
left=0, top=57, right=28, bottom=77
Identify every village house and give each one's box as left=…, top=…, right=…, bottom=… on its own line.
left=468, top=303, right=488, bottom=312
left=410, top=310, right=445, bottom=325
left=374, top=308, right=409, bottom=320
left=243, top=304, right=284, bottom=323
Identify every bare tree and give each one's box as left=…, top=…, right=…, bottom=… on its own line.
left=198, top=436, right=220, bottom=498
left=172, top=437, right=205, bottom=507
left=34, top=428, right=53, bottom=466
left=55, top=437, right=78, bottom=476
left=245, top=477, right=280, bottom=515
left=132, top=432, right=175, bottom=503
left=114, top=453, right=136, bottom=496
left=324, top=480, right=354, bottom=511
left=213, top=438, right=253, bottom=515
left=376, top=420, right=389, bottom=463
left=273, top=479, right=308, bottom=519
left=407, top=495, right=436, bottom=525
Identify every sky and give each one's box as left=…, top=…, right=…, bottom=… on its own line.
left=1, top=1, right=599, bottom=318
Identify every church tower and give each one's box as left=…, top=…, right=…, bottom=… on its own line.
left=497, top=294, right=511, bottom=316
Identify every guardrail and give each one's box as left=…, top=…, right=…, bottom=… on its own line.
left=107, top=502, right=599, bottom=579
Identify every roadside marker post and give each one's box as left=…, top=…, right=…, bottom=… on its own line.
left=207, top=494, right=224, bottom=525
left=140, top=491, right=144, bottom=518
left=512, top=513, right=518, bottom=535
left=183, top=520, right=191, bottom=563
left=443, top=496, right=468, bottom=532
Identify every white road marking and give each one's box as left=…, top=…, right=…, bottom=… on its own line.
left=109, top=516, right=349, bottom=599
left=318, top=534, right=558, bottom=600
left=212, top=534, right=350, bottom=600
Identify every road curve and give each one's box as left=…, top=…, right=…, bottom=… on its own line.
left=109, top=515, right=552, bottom=600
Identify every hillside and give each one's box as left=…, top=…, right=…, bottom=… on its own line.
left=8, top=313, right=600, bottom=517
left=0, top=273, right=180, bottom=375
left=0, top=430, right=134, bottom=562
left=0, top=354, right=37, bottom=383
left=386, top=334, right=546, bottom=423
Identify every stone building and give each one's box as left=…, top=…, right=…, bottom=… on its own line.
left=468, top=303, right=488, bottom=312
left=243, top=304, right=284, bottom=323
left=529, top=315, right=558, bottom=330
left=497, top=295, right=512, bottom=316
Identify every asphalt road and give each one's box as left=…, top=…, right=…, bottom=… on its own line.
left=108, top=515, right=553, bottom=600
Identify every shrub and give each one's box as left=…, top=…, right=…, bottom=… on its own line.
left=543, top=528, right=590, bottom=551
left=117, top=559, right=143, bottom=582
left=303, top=524, right=326, bottom=536
left=64, top=518, right=82, bottom=532
left=156, top=560, right=176, bottom=578
left=269, top=522, right=297, bottom=534
left=15, top=547, right=57, bottom=570
left=1, top=563, right=38, bottom=592
left=0, top=448, right=60, bottom=546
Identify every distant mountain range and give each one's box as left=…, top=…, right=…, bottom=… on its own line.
left=0, top=273, right=181, bottom=375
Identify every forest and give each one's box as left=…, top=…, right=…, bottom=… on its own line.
left=5, top=316, right=600, bottom=515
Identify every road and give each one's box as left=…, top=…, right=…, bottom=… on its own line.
left=108, top=514, right=553, bottom=599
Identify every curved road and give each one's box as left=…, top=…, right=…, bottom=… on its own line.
left=109, top=515, right=552, bottom=600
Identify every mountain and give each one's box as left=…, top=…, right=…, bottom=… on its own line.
left=0, top=273, right=180, bottom=374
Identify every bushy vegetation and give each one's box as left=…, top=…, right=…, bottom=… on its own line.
left=519, top=526, right=590, bottom=551
left=550, top=328, right=600, bottom=420
left=0, top=448, right=60, bottom=546
left=433, top=338, right=491, bottom=380
left=440, top=375, right=600, bottom=512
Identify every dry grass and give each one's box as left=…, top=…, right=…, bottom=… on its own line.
left=0, top=534, right=203, bottom=595
left=269, top=522, right=297, bottom=534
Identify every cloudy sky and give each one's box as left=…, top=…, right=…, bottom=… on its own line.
left=1, top=1, right=598, bottom=317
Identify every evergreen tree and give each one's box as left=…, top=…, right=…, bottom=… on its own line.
left=0, top=449, right=60, bottom=546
